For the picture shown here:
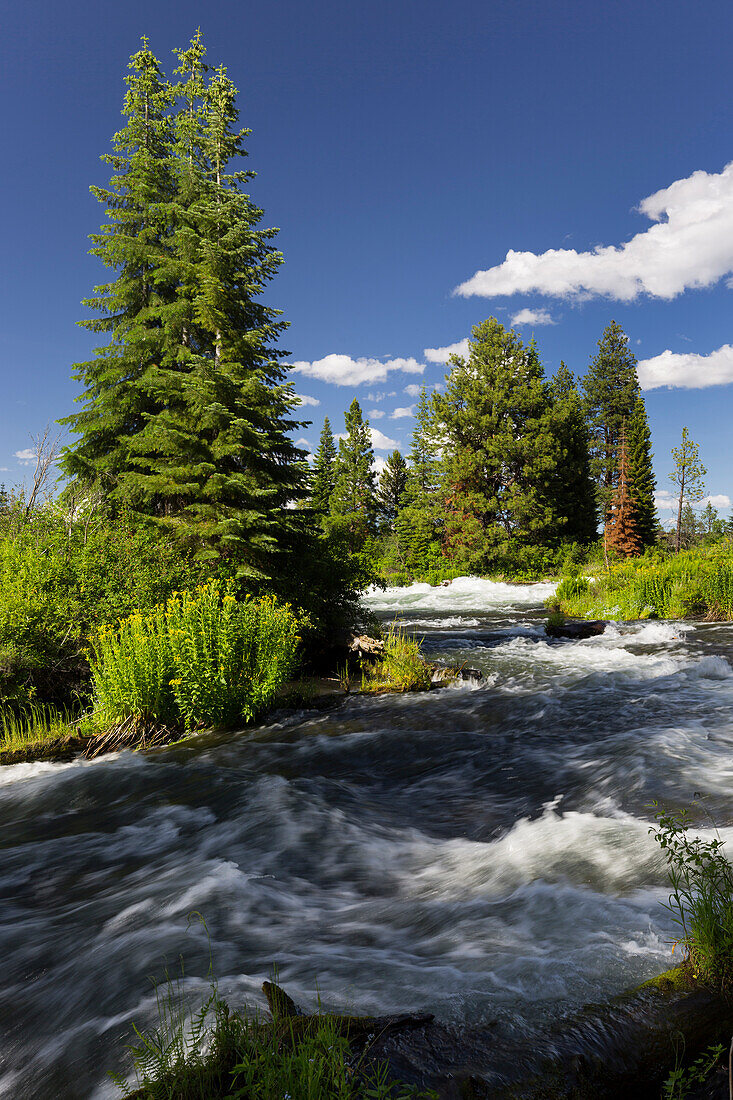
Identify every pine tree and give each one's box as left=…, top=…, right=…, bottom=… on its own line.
left=395, top=386, right=443, bottom=570
left=606, top=425, right=641, bottom=557
left=62, top=35, right=306, bottom=578
left=626, top=395, right=657, bottom=548
left=582, top=321, right=640, bottom=523
left=436, top=319, right=564, bottom=565
left=330, top=399, right=377, bottom=535
left=311, top=417, right=337, bottom=515
left=549, top=363, right=598, bottom=544
left=670, top=427, right=706, bottom=553
left=60, top=39, right=177, bottom=494
left=377, top=450, right=408, bottom=531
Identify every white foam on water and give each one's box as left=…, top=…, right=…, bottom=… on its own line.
left=365, top=575, right=557, bottom=613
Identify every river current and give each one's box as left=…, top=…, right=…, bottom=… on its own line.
left=2, top=577, right=733, bottom=1098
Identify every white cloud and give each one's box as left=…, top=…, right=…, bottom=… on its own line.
left=424, top=338, right=470, bottom=363
left=404, top=383, right=422, bottom=397
left=370, top=427, right=399, bottom=450
left=14, top=448, right=35, bottom=466
left=293, top=392, right=320, bottom=407
left=0, top=466, right=9, bottom=472
left=454, top=161, right=733, bottom=302
left=291, top=354, right=424, bottom=387
left=295, top=437, right=311, bottom=448
left=368, top=408, right=385, bottom=419
left=654, top=490, right=677, bottom=512
left=655, top=489, right=732, bottom=512
left=701, top=494, right=732, bottom=509
left=637, top=344, right=733, bottom=390
left=510, top=307, right=555, bottom=326
left=367, top=391, right=386, bottom=402
left=372, top=455, right=387, bottom=476
left=391, top=405, right=415, bottom=419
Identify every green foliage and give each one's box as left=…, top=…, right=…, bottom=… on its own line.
left=661, top=1040, right=725, bottom=1100
left=361, top=625, right=432, bottom=693
left=113, top=960, right=433, bottom=1099
left=670, top=428, right=707, bottom=553
left=90, top=581, right=302, bottom=730
left=651, top=805, right=733, bottom=994
left=549, top=363, right=598, bottom=544
left=0, top=510, right=208, bottom=710
left=330, top=400, right=377, bottom=540
left=61, top=34, right=307, bottom=580
left=377, top=450, right=408, bottom=531
left=627, top=396, right=657, bottom=547
left=555, top=575, right=590, bottom=601
left=311, top=416, right=337, bottom=516
left=0, top=703, right=80, bottom=752
left=553, top=545, right=733, bottom=621
left=581, top=320, right=640, bottom=521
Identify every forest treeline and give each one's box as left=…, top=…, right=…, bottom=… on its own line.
left=310, top=318, right=727, bottom=582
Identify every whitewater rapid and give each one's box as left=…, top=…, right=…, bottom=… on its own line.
left=2, top=577, right=732, bottom=1098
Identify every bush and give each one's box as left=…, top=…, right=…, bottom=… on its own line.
left=651, top=805, right=733, bottom=994
left=555, top=575, right=590, bottom=602
left=90, top=582, right=303, bottom=731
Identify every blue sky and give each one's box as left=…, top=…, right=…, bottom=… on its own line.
left=1, top=0, right=731, bottom=521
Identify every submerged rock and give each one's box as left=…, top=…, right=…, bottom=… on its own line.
left=545, top=619, right=607, bottom=640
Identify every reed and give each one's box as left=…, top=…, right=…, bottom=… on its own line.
left=361, top=624, right=433, bottom=693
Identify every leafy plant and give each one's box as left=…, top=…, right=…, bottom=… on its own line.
left=361, top=625, right=432, bottom=694
left=661, top=1038, right=725, bottom=1100
left=90, top=582, right=303, bottom=731
left=651, top=805, right=733, bottom=993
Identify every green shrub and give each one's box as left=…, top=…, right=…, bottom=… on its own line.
left=651, top=805, right=733, bottom=994
left=555, top=575, right=590, bottom=601
left=90, top=582, right=303, bottom=731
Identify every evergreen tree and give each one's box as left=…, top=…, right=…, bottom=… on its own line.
left=62, top=35, right=306, bottom=578
left=670, top=427, right=706, bottom=553
left=396, top=386, right=443, bottom=570
left=701, top=501, right=721, bottom=537
left=60, top=39, right=176, bottom=495
left=582, top=321, right=640, bottom=522
left=436, top=319, right=564, bottom=565
left=606, top=425, right=641, bottom=557
left=549, top=363, right=598, bottom=544
left=330, top=399, right=377, bottom=535
left=626, top=395, right=658, bottom=548
left=377, top=450, right=408, bottom=531
left=311, top=417, right=337, bottom=515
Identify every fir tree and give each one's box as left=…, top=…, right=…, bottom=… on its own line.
left=606, top=425, right=641, bottom=557
left=582, top=321, right=640, bottom=523
left=311, top=417, right=337, bottom=515
left=377, top=450, right=408, bottom=531
left=436, top=319, right=565, bottom=565
left=62, top=35, right=306, bottom=577
left=627, top=395, right=657, bottom=547
left=60, top=39, right=176, bottom=495
left=330, top=399, right=377, bottom=536
left=396, top=386, right=443, bottom=570
left=549, top=363, right=598, bottom=544
left=670, top=427, right=706, bottom=553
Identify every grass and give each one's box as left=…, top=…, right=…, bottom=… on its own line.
left=360, top=625, right=433, bottom=693
left=651, top=804, right=733, bottom=995
left=112, top=954, right=435, bottom=1100
left=90, top=581, right=304, bottom=733
left=550, top=545, right=733, bottom=621
left=0, top=702, right=86, bottom=752
left=661, top=1039, right=726, bottom=1100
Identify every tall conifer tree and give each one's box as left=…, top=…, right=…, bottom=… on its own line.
left=582, top=321, right=640, bottom=523
left=311, top=417, right=337, bottom=515
left=627, top=395, right=657, bottom=547
left=606, top=425, right=641, bottom=557
left=549, top=363, right=598, bottom=544
left=377, top=450, right=408, bottom=531
left=330, top=399, right=377, bottom=532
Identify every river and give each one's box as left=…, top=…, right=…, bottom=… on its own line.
left=2, top=577, right=732, bottom=1098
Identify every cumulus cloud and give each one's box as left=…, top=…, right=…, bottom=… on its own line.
left=454, top=161, right=733, bottom=302
left=14, top=448, right=36, bottom=466
left=510, top=307, right=555, bottom=326
left=404, top=383, right=422, bottom=397
left=654, top=490, right=677, bottom=512
left=423, top=338, right=470, bottom=363
left=367, top=392, right=386, bottom=402
left=391, top=405, right=415, bottom=419
left=369, top=427, right=399, bottom=450
left=291, top=354, right=424, bottom=387
left=368, top=408, right=386, bottom=419
left=637, top=344, right=733, bottom=390
left=295, top=437, right=311, bottom=448
left=372, top=455, right=388, bottom=476
left=702, top=494, right=732, bottom=509
left=293, top=392, right=320, bottom=407
left=655, top=489, right=731, bottom=512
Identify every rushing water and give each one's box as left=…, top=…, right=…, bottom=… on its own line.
left=2, top=577, right=733, bottom=1098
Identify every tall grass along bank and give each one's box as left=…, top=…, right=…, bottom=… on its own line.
left=551, top=546, right=733, bottom=622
